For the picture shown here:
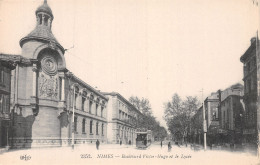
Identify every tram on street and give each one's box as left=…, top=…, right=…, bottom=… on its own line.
left=136, top=128, right=152, bottom=149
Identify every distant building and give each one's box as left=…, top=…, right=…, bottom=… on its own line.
left=204, top=92, right=220, bottom=145
left=4, top=1, right=108, bottom=148
left=240, top=37, right=258, bottom=150
left=103, top=92, right=142, bottom=145
left=218, top=83, right=244, bottom=146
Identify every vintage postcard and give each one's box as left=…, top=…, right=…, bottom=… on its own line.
left=0, top=0, right=260, bottom=165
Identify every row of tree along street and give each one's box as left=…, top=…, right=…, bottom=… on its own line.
left=162, top=37, right=260, bottom=156
left=164, top=94, right=200, bottom=144
left=163, top=82, right=258, bottom=154
left=129, top=96, right=168, bottom=141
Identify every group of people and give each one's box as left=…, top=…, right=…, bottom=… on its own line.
left=97, top=139, right=175, bottom=151
left=96, top=139, right=133, bottom=150
left=161, top=141, right=172, bottom=152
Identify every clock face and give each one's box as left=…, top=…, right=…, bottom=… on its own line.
left=41, top=55, right=57, bottom=76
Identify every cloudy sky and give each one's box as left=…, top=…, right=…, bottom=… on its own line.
left=0, top=0, right=258, bottom=127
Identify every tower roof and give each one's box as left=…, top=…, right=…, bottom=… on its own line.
left=19, top=26, right=64, bottom=53
left=19, top=0, right=64, bottom=53
left=35, top=0, right=53, bottom=18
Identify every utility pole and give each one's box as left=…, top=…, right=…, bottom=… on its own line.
left=200, top=89, right=207, bottom=150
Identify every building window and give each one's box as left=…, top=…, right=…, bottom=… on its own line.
left=119, top=110, right=121, bottom=119
left=96, top=103, right=98, bottom=116
left=82, top=118, right=86, bottom=133
left=74, top=116, right=78, bottom=133
left=89, top=100, right=93, bottom=114
left=74, top=86, right=79, bottom=109
left=101, top=107, right=104, bottom=118
left=102, top=123, right=104, bottom=135
left=82, top=91, right=87, bottom=111
left=0, top=94, right=3, bottom=113
left=0, top=70, right=4, bottom=84
left=96, top=122, right=99, bottom=135
left=90, top=120, right=93, bottom=134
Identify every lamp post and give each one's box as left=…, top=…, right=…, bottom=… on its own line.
left=240, top=113, right=243, bottom=145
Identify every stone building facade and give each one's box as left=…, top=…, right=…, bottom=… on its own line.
left=204, top=92, right=220, bottom=145
left=103, top=92, right=142, bottom=145
left=0, top=54, right=18, bottom=148
left=240, top=37, right=258, bottom=150
left=7, top=1, right=108, bottom=148
left=219, top=83, right=244, bottom=145
left=64, top=73, right=108, bottom=145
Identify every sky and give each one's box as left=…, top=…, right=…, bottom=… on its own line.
left=0, top=0, right=259, bottom=128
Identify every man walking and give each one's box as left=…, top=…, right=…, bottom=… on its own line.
left=168, top=142, right=172, bottom=152
left=161, top=141, right=163, bottom=148
left=96, top=139, right=100, bottom=150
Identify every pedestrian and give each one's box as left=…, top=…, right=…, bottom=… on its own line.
left=96, top=139, right=100, bottom=150
left=120, top=140, right=122, bottom=145
left=129, top=140, right=131, bottom=145
left=144, top=139, right=147, bottom=146
left=168, top=142, right=172, bottom=152
left=161, top=141, right=163, bottom=148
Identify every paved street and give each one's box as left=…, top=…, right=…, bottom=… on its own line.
left=0, top=142, right=259, bottom=165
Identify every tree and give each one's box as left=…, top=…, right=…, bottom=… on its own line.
left=129, top=96, right=152, bottom=116
left=164, top=93, right=200, bottom=143
left=129, top=96, right=167, bottom=140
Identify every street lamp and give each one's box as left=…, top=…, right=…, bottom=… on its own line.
left=71, top=84, right=76, bottom=150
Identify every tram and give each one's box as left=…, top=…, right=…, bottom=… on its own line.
left=136, top=128, right=152, bottom=149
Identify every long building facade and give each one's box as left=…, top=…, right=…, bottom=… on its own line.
left=218, top=83, right=244, bottom=146
left=103, top=92, right=142, bottom=145
left=2, top=1, right=108, bottom=148
left=240, top=37, right=258, bottom=151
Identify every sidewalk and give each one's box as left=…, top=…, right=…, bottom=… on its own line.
left=0, top=143, right=137, bottom=154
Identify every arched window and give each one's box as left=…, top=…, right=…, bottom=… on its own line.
left=82, top=91, right=87, bottom=111
left=96, top=122, right=99, bottom=135
left=74, top=116, right=77, bottom=133
left=74, top=86, right=79, bottom=109
left=102, top=123, right=104, bottom=135
left=101, top=107, right=104, bottom=118
left=96, top=98, right=100, bottom=116
left=96, top=103, right=98, bottom=116
left=90, top=120, right=93, bottom=134
left=82, top=118, right=86, bottom=133
left=89, top=95, right=94, bottom=114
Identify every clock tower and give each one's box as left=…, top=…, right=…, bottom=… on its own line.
left=13, top=0, right=67, bottom=148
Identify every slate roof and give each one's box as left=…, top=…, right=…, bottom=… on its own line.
left=36, top=1, right=53, bottom=18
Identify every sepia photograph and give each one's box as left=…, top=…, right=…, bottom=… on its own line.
left=0, top=0, right=260, bottom=164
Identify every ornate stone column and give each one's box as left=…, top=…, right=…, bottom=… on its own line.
left=58, top=72, right=66, bottom=114
left=31, top=62, right=39, bottom=115
left=32, top=63, right=38, bottom=97
left=60, top=74, right=65, bottom=101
